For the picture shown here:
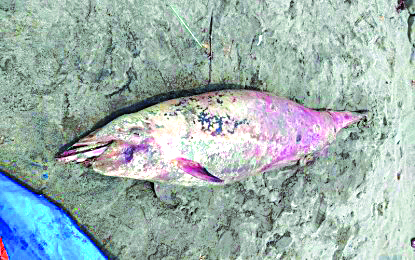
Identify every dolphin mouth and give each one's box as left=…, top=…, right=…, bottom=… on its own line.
left=56, top=141, right=113, bottom=164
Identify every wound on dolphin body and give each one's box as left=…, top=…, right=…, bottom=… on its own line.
left=123, top=143, right=151, bottom=163
left=123, top=147, right=134, bottom=163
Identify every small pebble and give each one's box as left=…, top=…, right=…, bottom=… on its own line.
left=408, top=15, right=415, bottom=46
left=410, top=47, right=415, bottom=64
left=407, top=0, right=415, bottom=15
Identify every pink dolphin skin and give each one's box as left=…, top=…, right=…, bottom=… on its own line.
left=56, top=90, right=366, bottom=186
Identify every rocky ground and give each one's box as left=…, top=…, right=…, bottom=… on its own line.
left=0, top=0, right=414, bottom=259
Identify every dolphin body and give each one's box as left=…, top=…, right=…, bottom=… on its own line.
left=57, top=90, right=366, bottom=187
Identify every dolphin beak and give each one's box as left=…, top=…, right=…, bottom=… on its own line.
left=56, top=128, right=117, bottom=165
left=56, top=140, right=113, bottom=164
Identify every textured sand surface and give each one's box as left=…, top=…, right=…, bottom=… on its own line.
left=0, top=0, right=414, bottom=259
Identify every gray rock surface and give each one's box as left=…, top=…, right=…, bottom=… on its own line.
left=1, top=0, right=414, bottom=259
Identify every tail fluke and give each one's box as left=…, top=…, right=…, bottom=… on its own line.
left=327, top=111, right=367, bottom=133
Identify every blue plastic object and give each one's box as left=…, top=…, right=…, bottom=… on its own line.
left=0, top=172, right=106, bottom=260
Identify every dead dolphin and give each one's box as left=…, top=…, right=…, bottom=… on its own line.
left=56, top=90, right=366, bottom=187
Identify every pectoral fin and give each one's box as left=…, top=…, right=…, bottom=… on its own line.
left=154, top=183, right=180, bottom=205
left=172, top=158, right=223, bottom=183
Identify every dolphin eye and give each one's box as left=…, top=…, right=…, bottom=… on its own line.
left=129, top=127, right=141, bottom=136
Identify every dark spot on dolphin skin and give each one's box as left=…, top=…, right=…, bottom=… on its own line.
left=164, top=111, right=178, bottom=117
left=174, top=99, right=187, bottom=106
left=212, top=116, right=224, bottom=135
left=211, top=120, right=223, bottom=136
left=296, top=134, right=301, bottom=143
left=197, top=110, right=249, bottom=135
left=217, top=98, right=223, bottom=104
left=227, top=118, right=249, bottom=134
left=197, top=110, right=211, bottom=130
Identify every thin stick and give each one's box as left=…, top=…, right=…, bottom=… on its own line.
left=208, top=13, right=213, bottom=85
left=169, top=5, right=203, bottom=49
